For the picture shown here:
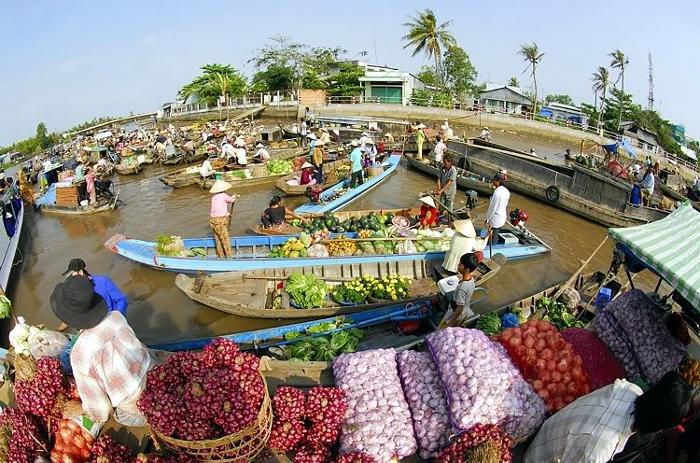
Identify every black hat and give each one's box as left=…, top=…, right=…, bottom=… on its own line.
left=62, top=258, right=87, bottom=276
left=51, top=275, right=108, bottom=329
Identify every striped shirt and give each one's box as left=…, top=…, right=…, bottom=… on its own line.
left=70, top=312, right=152, bottom=423
left=524, top=379, right=642, bottom=463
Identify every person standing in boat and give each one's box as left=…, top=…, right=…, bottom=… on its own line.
left=349, top=140, right=364, bottom=187
left=433, top=136, right=447, bottom=166
left=435, top=154, right=458, bottom=213
left=485, top=173, right=510, bottom=245
left=640, top=162, right=659, bottom=206
left=364, top=139, right=377, bottom=165
left=300, top=118, right=308, bottom=148
left=209, top=180, right=238, bottom=258
left=414, top=122, right=427, bottom=160
left=310, top=134, right=324, bottom=184
left=261, top=195, right=305, bottom=229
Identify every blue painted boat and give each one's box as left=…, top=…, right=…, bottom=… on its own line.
left=106, top=225, right=549, bottom=274
left=149, top=300, right=431, bottom=352
left=294, top=153, right=402, bottom=215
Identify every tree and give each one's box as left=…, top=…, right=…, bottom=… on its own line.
left=178, top=64, right=246, bottom=106
left=36, top=122, right=50, bottom=149
left=544, top=94, right=575, bottom=106
left=507, top=77, right=520, bottom=87
left=442, top=44, right=479, bottom=101
left=326, top=64, right=365, bottom=96
left=417, top=65, right=440, bottom=87
left=251, top=64, right=295, bottom=92
left=610, top=49, right=629, bottom=132
left=518, top=42, right=545, bottom=115
left=591, top=66, right=610, bottom=131
left=402, top=9, right=455, bottom=85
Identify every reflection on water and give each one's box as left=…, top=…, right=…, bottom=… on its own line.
left=11, top=131, right=619, bottom=344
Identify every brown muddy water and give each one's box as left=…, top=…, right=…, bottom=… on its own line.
left=9, top=131, right=621, bottom=345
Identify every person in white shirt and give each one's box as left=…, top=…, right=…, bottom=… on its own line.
left=364, top=139, right=377, bottom=164
left=441, top=120, right=453, bottom=141
left=254, top=143, right=270, bottom=162
left=529, top=148, right=538, bottom=158
left=480, top=127, right=492, bottom=141
left=318, top=127, right=331, bottom=145
left=359, top=132, right=370, bottom=149
left=235, top=147, right=248, bottom=165
left=300, top=119, right=308, bottom=148
left=221, top=141, right=236, bottom=161
left=433, top=136, right=447, bottom=164
left=485, top=173, right=510, bottom=245
left=199, top=158, right=214, bottom=178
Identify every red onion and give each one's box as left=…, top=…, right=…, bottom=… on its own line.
left=334, top=453, right=378, bottom=463
left=436, top=423, right=512, bottom=463
left=268, top=419, right=307, bottom=452
left=88, top=435, right=133, bottom=463
left=15, top=357, right=69, bottom=420
left=272, top=386, right=306, bottom=421
left=0, top=408, right=48, bottom=463
left=293, top=443, right=331, bottom=463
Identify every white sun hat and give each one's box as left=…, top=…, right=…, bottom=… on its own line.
left=255, top=143, right=264, bottom=148
left=301, top=161, right=314, bottom=169
left=453, top=219, right=476, bottom=238
left=209, top=179, right=233, bottom=194
left=418, top=196, right=436, bottom=208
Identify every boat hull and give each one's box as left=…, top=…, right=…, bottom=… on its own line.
left=0, top=194, right=24, bottom=290
left=40, top=195, right=119, bottom=215
left=405, top=154, right=494, bottom=196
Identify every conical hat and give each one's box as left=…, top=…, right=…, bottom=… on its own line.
left=209, top=179, right=233, bottom=194
left=301, top=161, right=314, bottom=169
left=453, top=220, right=476, bottom=238
left=418, top=196, right=436, bottom=208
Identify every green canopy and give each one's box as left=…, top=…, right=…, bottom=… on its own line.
left=609, top=202, right=700, bottom=311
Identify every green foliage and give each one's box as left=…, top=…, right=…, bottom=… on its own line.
left=443, top=44, right=479, bottom=100
left=417, top=66, right=439, bottom=87
left=536, top=297, right=584, bottom=331
left=326, top=63, right=364, bottom=96
left=507, top=77, right=520, bottom=87
left=402, top=8, right=456, bottom=83
left=518, top=42, right=544, bottom=112
left=282, top=317, right=364, bottom=361
left=286, top=272, right=328, bottom=309
left=475, top=312, right=502, bottom=336
left=544, top=94, right=575, bottom=106
left=0, top=119, right=61, bottom=156
left=411, top=88, right=453, bottom=108
left=251, top=64, right=295, bottom=92
left=178, top=63, right=247, bottom=105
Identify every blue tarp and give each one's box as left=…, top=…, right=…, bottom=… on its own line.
left=35, top=184, right=56, bottom=207
left=602, top=140, right=637, bottom=160
left=539, top=109, right=554, bottom=117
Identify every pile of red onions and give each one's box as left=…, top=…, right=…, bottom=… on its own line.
left=396, top=351, right=452, bottom=459
left=333, top=349, right=417, bottom=462
left=137, top=339, right=264, bottom=441
left=14, top=357, right=70, bottom=423
left=426, top=328, right=546, bottom=442
left=0, top=407, right=48, bottom=463
left=436, top=424, right=512, bottom=463
left=561, top=328, right=626, bottom=390
left=334, top=452, right=378, bottom=463
left=88, top=435, right=133, bottom=463
left=590, top=289, right=686, bottom=384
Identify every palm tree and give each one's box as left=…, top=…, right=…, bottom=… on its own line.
left=518, top=42, right=545, bottom=115
left=507, top=77, right=520, bottom=88
left=402, top=9, right=456, bottom=85
left=610, top=49, right=629, bottom=131
left=591, top=66, right=610, bottom=132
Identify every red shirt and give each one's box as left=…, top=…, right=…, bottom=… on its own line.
left=420, top=205, right=439, bottom=227
left=300, top=168, right=314, bottom=185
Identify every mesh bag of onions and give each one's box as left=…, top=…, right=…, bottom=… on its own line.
left=435, top=423, right=512, bottom=463
left=561, top=328, right=626, bottom=390
left=591, top=289, right=686, bottom=384
left=426, top=328, right=546, bottom=441
left=396, top=350, right=453, bottom=459
left=333, top=349, right=417, bottom=462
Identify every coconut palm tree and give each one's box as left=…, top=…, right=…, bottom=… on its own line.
left=518, top=42, right=545, bottom=115
left=610, top=49, right=629, bottom=131
left=591, top=66, right=611, bottom=132
left=402, top=9, right=456, bottom=85
left=507, top=77, right=520, bottom=88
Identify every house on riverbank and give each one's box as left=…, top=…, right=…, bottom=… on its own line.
left=478, top=85, right=531, bottom=114
left=539, top=102, right=589, bottom=127
left=620, top=121, right=659, bottom=153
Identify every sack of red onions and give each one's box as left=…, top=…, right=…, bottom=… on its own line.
left=497, top=320, right=591, bottom=413
left=426, top=328, right=546, bottom=442
left=436, top=423, right=512, bottom=463
left=50, top=418, right=94, bottom=463
left=561, top=328, right=626, bottom=390
left=333, top=349, right=417, bottom=463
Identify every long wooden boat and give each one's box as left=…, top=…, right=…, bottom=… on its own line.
left=275, top=158, right=350, bottom=196
left=294, top=154, right=402, bottom=215
left=448, top=139, right=669, bottom=228
left=106, top=224, right=549, bottom=274
left=159, top=158, right=228, bottom=188
left=162, top=151, right=207, bottom=166
left=198, top=168, right=291, bottom=190
left=39, top=193, right=119, bottom=215
left=115, top=162, right=140, bottom=175
left=405, top=154, right=494, bottom=196
left=0, top=189, right=25, bottom=290
left=658, top=182, right=700, bottom=212
left=173, top=254, right=501, bottom=318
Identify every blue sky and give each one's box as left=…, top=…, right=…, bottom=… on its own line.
left=1, top=0, right=698, bottom=145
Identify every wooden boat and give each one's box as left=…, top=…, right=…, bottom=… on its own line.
left=405, top=154, right=494, bottom=196
left=275, top=159, right=351, bottom=196
left=106, top=224, right=549, bottom=274
left=448, top=139, right=669, bottom=228
left=294, top=154, right=402, bottom=215
left=658, top=183, right=700, bottom=212
left=159, top=159, right=228, bottom=188
left=37, top=184, right=119, bottom=215
left=173, top=254, right=502, bottom=318
left=162, top=151, right=207, bottom=166
left=198, top=168, right=290, bottom=190
left=115, top=161, right=140, bottom=175
left=0, top=189, right=25, bottom=289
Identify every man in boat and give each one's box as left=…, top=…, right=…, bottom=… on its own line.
left=524, top=372, right=691, bottom=463
left=359, top=131, right=370, bottom=150
left=209, top=180, right=238, bottom=258
left=439, top=252, right=479, bottom=328
left=414, top=122, right=427, bottom=160
left=529, top=148, right=538, bottom=158
left=300, top=118, right=308, bottom=148
left=318, top=127, right=331, bottom=145
left=441, top=119, right=454, bottom=141
left=384, top=132, right=395, bottom=144
left=254, top=143, right=271, bottom=162
left=640, top=162, right=659, bottom=206
left=480, top=126, right=492, bottom=141
left=200, top=158, right=215, bottom=179
left=442, top=220, right=479, bottom=273
left=364, top=139, right=377, bottom=165
left=261, top=195, right=306, bottom=229
left=418, top=196, right=439, bottom=229
left=182, top=138, right=196, bottom=158
left=485, top=173, right=510, bottom=245
left=433, top=135, right=447, bottom=166
left=435, top=154, right=458, bottom=213
left=221, top=139, right=236, bottom=162
left=51, top=275, right=152, bottom=426
left=349, top=140, right=364, bottom=187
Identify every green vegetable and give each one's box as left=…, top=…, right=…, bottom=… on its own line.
left=155, top=235, right=182, bottom=257
left=537, top=297, right=585, bottom=330
left=0, top=295, right=11, bottom=319
left=281, top=317, right=364, bottom=361
left=475, top=312, right=502, bottom=335
left=286, top=272, right=328, bottom=309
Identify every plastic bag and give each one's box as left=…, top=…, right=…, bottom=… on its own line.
left=28, top=329, right=70, bottom=358
left=307, top=243, right=329, bottom=257
left=396, top=239, right=417, bottom=254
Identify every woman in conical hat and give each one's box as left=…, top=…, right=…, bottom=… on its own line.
left=442, top=219, right=479, bottom=273
left=209, top=180, right=238, bottom=258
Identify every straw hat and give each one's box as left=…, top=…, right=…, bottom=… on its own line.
left=209, top=179, right=233, bottom=194
left=366, top=139, right=374, bottom=145
left=418, top=196, right=436, bottom=208
left=453, top=220, right=476, bottom=238
left=307, top=134, right=317, bottom=140
left=255, top=143, right=264, bottom=148
left=301, top=161, right=314, bottom=169
left=350, top=140, right=359, bottom=147
left=415, top=123, right=427, bottom=129
left=361, top=131, right=368, bottom=136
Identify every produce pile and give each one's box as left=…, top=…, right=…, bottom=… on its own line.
left=368, top=275, right=411, bottom=301
left=326, top=237, right=358, bottom=257
left=396, top=351, right=452, bottom=459
left=412, top=229, right=452, bottom=253
left=267, top=159, right=294, bottom=175
left=282, top=318, right=364, bottom=361
left=536, top=297, right=585, bottom=330
left=332, top=276, right=375, bottom=305
left=14, top=357, right=71, bottom=434
left=561, top=328, right=626, bottom=390
left=590, top=290, right=686, bottom=384
left=333, top=349, right=417, bottom=463
left=268, top=386, right=348, bottom=463
left=51, top=418, right=94, bottom=463
left=497, top=320, right=591, bottom=413
left=426, top=328, right=546, bottom=441
left=435, top=424, right=513, bottom=463
left=155, top=235, right=204, bottom=258
left=286, top=272, right=329, bottom=309
left=0, top=408, right=47, bottom=463
left=269, top=232, right=313, bottom=258
left=299, top=212, right=394, bottom=235
left=475, top=312, right=524, bottom=337
left=137, top=339, right=265, bottom=441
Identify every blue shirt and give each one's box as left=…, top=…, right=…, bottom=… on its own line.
left=92, top=275, right=128, bottom=316
left=350, top=148, right=363, bottom=173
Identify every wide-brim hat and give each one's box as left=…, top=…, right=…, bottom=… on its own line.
left=453, top=220, right=477, bottom=238
left=483, top=127, right=489, bottom=130
left=418, top=196, right=436, bottom=208
left=301, top=161, right=315, bottom=169
left=415, top=123, right=427, bottom=129
left=209, top=179, right=233, bottom=194
left=307, top=134, right=317, bottom=140
left=366, top=139, right=374, bottom=145
left=255, top=143, right=264, bottom=148
left=51, top=275, right=108, bottom=330
left=350, top=140, right=359, bottom=147
left=361, top=132, right=368, bottom=136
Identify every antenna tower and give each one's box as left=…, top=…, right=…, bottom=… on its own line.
left=647, top=53, right=654, bottom=111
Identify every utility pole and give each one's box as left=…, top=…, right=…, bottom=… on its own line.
left=647, top=53, right=655, bottom=111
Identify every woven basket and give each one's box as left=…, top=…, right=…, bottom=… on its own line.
left=150, top=373, right=273, bottom=462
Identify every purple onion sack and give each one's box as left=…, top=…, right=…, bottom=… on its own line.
left=333, top=349, right=417, bottom=462
left=426, top=328, right=546, bottom=442
left=396, top=350, right=452, bottom=459
left=591, top=310, right=642, bottom=380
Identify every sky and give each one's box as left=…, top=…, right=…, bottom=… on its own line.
left=1, top=0, right=698, bottom=146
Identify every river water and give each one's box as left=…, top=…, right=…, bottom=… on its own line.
left=10, top=127, right=619, bottom=345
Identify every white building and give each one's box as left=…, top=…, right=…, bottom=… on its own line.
left=347, top=62, right=425, bottom=105
left=539, top=102, right=589, bottom=126
left=478, top=85, right=531, bottom=114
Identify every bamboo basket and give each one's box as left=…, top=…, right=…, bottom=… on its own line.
left=150, top=373, right=273, bottom=462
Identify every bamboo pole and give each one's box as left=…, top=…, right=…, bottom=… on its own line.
left=552, top=235, right=609, bottom=300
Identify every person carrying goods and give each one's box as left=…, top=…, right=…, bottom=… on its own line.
left=208, top=180, right=238, bottom=258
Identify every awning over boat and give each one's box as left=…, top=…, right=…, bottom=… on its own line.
left=602, top=139, right=637, bottom=159
left=608, top=202, right=700, bottom=311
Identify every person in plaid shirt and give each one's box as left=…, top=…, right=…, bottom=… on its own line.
left=51, top=275, right=152, bottom=426
left=525, top=372, right=691, bottom=463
